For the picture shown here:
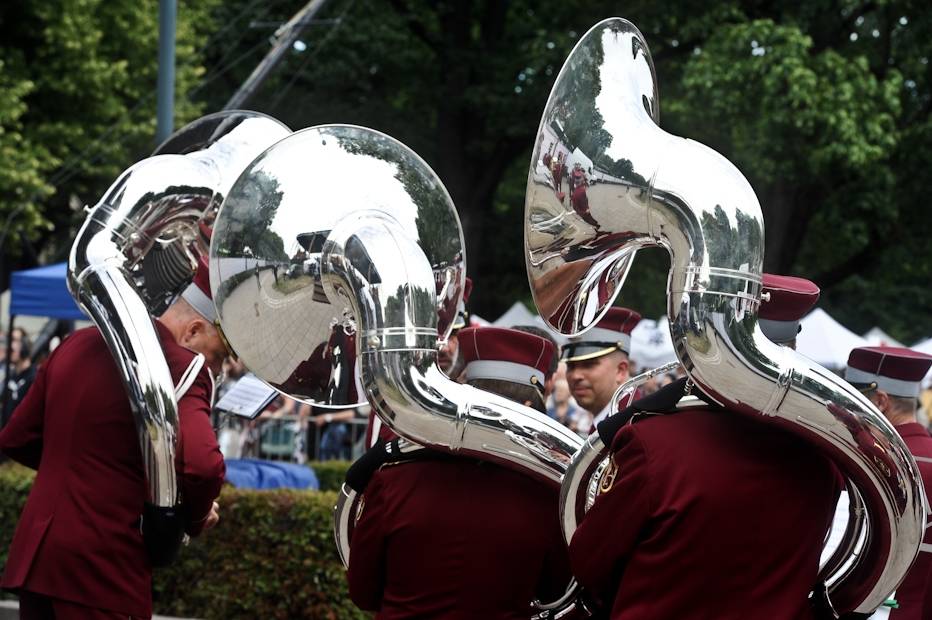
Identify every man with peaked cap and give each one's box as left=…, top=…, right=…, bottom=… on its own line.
left=0, top=257, right=226, bottom=619
left=562, top=307, right=641, bottom=431
left=758, top=273, right=820, bottom=349
left=347, top=326, right=571, bottom=619
left=845, top=346, right=932, bottom=620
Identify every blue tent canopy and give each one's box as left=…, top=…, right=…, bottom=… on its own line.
left=10, top=262, right=85, bottom=320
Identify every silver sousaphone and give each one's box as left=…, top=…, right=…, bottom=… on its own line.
left=525, top=18, right=925, bottom=617
left=68, top=111, right=290, bottom=535
left=208, top=125, right=585, bottom=613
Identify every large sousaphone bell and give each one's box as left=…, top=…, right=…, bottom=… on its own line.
left=68, top=111, right=290, bottom=546
left=525, top=18, right=925, bottom=616
left=209, top=125, right=584, bottom=613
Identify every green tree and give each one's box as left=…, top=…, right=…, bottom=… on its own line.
left=0, top=0, right=221, bottom=269
left=193, top=0, right=930, bottom=341
left=6, top=0, right=930, bottom=342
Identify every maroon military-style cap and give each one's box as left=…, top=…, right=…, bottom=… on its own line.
left=758, top=274, right=820, bottom=344
left=452, top=277, right=474, bottom=330
left=561, top=307, right=641, bottom=363
left=458, top=326, right=555, bottom=393
left=844, top=346, right=932, bottom=398
left=181, top=256, right=216, bottom=322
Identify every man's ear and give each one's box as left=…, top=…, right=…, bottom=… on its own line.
left=874, top=389, right=891, bottom=412
left=615, top=356, right=630, bottom=381
left=183, top=318, right=209, bottom=343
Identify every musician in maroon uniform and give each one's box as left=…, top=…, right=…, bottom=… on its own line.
left=569, top=378, right=841, bottom=619
left=758, top=273, right=820, bottom=349
left=0, top=259, right=227, bottom=619
left=552, top=153, right=565, bottom=199
left=562, top=307, right=641, bottom=432
left=845, top=346, right=932, bottom=620
left=348, top=327, right=570, bottom=619
left=570, top=163, right=599, bottom=229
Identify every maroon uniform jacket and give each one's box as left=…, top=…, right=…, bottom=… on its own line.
left=570, top=407, right=840, bottom=620
left=892, top=423, right=932, bottom=620
left=348, top=456, right=570, bottom=619
left=0, top=323, right=225, bottom=618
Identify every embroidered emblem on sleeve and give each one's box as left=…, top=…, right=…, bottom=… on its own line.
left=598, top=456, right=619, bottom=495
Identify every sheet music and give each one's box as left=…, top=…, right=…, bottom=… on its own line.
left=215, top=373, right=277, bottom=419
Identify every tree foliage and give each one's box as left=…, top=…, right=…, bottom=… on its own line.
left=2, top=0, right=930, bottom=341
left=189, top=0, right=930, bottom=341
left=0, top=0, right=220, bottom=270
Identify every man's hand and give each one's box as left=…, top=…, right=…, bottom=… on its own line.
left=203, top=501, right=220, bottom=530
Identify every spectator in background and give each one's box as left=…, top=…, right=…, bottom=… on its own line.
left=547, top=378, right=580, bottom=429
left=3, top=328, right=35, bottom=424
left=639, top=375, right=661, bottom=397
left=315, top=407, right=356, bottom=461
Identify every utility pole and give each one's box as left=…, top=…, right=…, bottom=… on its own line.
left=224, top=0, right=331, bottom=110
left=156, top=0, right=177, bottom=143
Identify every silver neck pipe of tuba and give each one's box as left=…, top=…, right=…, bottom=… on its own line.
left=321, top=210, right=583, bottom=484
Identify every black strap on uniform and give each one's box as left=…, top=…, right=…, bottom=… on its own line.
left=345, top=438, right=440, bottom=493
left=596, top=377, right=723, bottom=445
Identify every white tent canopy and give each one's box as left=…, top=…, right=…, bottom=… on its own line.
left=491, top=301, right=567, bottom=346
left=493, top=301, right=541, bottom=329
left=914, top=337, right=932, bottom=387
left=629, top=316, right=678, bottom=372
left=913, top=337, right=932, bottom=356
left=863, top=327, right=904, bottom=348
left=797, top=308, right=869, bottom=369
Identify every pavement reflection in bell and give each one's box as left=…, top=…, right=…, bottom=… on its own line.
left=210, top=125, right=465, bottom=408
left=525, top=20, right=659, bottom=335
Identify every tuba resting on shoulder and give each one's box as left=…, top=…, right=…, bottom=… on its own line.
left=524, top=18, right=925, bottom=617
left=68, top=111, right=290, bottom=563
left=208, top=124, right=585, bottom=613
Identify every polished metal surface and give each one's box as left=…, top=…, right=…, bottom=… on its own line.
left=334, top=483, right=357, bottom=567
left=210, top=125, right=586, bottom=612
left=322, top=211, right=582, bottom=478
left=527, top=18, right=925, bottom=615
left=210, top=125, right=467, bottom=408
left=68, top=111, right=290, bottom=506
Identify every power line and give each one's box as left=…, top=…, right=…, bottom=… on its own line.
left=11, top=0, right=340, bottom=231
left=266, top=0, right=354, bottom=111
left=224, top=0, right=332, bottom=110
